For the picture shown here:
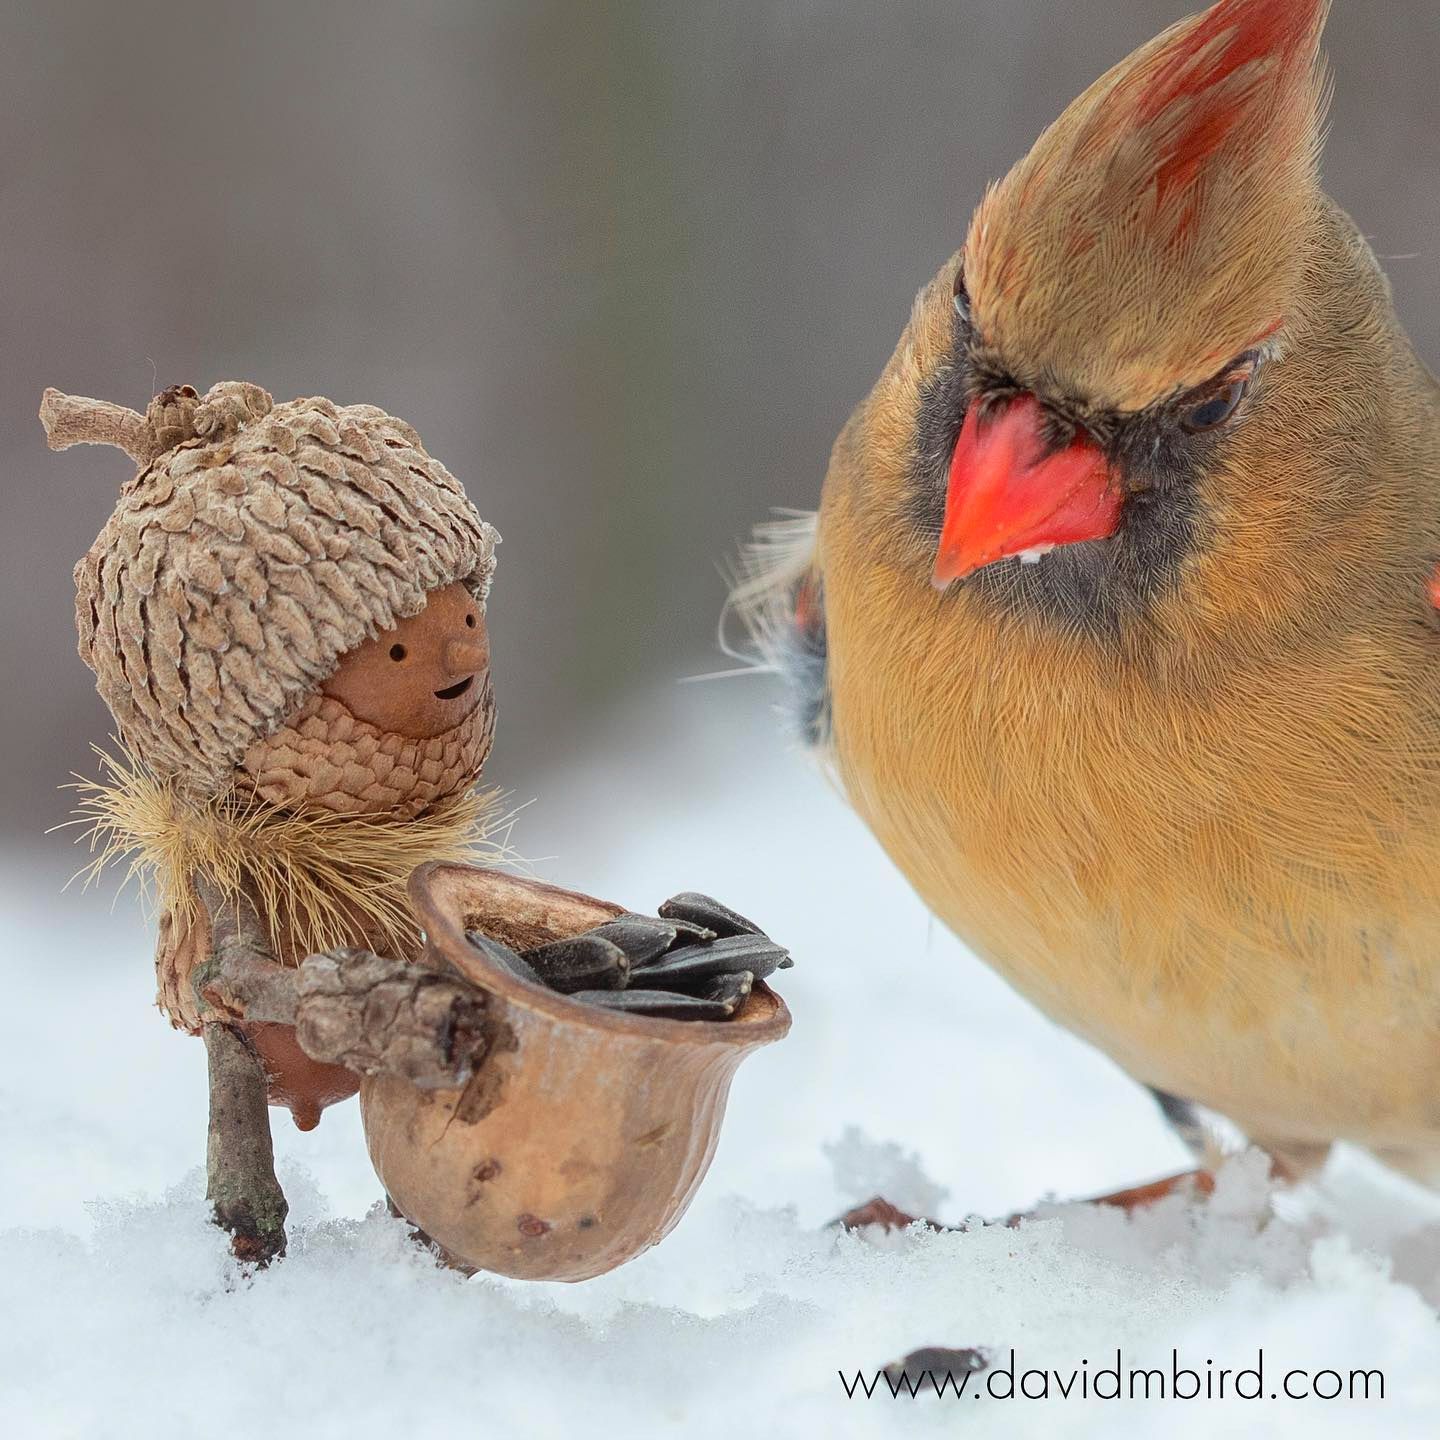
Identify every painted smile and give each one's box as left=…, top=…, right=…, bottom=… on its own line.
left=434, top=676, right=475, bottom=701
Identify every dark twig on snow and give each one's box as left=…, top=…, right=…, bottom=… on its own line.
left=203, top=1022, right=288, bottom=1265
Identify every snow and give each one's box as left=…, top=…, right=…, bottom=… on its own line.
left=4, top=685, right=1440, bottom=1437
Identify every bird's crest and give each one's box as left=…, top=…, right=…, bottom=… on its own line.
left=965, top=0, right=1331, bottom=412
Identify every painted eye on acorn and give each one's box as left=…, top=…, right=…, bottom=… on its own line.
left=952, top=267, right=972, bottom=324
left=389, top=643, right=407, bottom=662
left=1180, top=362, right=1256, bottom=434
left=465, top=613, right=477, bottom=628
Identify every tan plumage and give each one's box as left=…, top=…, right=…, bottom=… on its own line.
left=744, top=0, right=1440, bottom=1185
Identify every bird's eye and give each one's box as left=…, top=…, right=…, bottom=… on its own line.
left=389, top=643, right=407, bottom=662
left=952, top=267, right=972, bottom=325
left=1180, top=367, right=1253, bottom=435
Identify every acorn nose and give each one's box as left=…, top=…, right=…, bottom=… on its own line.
left=443, top=638, right=488, bottom=679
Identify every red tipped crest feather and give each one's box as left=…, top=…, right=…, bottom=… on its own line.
left=1135, top=0, right=1328, bottom=123
left=1128, top=0, right=1329, bottom=204
left=965, top=0, right=1331, bottom=411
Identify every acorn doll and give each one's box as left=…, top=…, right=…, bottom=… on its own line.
left=45, top=379, right=792, bottom=1277
left=44, top=380, right=506, bottom=1262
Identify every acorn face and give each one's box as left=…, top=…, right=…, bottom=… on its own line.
left=360, top=864, right=791, bottom=1282
left=238, top=583, right=497, bottom=820
left=322, top=582, right=492, bottom=740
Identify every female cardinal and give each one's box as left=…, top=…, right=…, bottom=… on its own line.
left=738, top=0, right=1440, bottom=1192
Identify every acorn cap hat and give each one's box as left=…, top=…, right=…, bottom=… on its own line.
left=43, top=380, right=499, bottom=793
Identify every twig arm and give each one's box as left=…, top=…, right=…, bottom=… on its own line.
left=294, top=948, right=495, bottom=1088
left=189, top=870, right=493, bottom=1085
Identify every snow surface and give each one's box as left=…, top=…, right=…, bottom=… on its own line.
left=5, top=686, right=1440, bottom=1438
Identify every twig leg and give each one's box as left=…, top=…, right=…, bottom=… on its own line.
left=204, top=1022, right=288, bottom=1264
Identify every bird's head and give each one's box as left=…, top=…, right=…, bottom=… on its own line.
left=945, top=0, right=1331, bottom=589
left=821, top=0, right=1418, bottom=642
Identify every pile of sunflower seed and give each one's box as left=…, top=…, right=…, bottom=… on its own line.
left=465, top=892, right=792, bottom=1021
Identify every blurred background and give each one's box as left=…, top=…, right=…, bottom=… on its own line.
left=1, top=0, right=1439, bottom=1251
left=6, top=14, right=1440, bottom=1418
left=2, top=0, right=1437, bottom=843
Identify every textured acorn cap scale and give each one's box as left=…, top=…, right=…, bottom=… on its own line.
left=43, top=381, right=500, bottom=796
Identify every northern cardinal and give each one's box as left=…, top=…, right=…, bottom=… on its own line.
left=738, top=0, right=1440, bottom=1193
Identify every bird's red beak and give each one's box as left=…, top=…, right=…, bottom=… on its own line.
left=933, top=395, right=1122, bottom=588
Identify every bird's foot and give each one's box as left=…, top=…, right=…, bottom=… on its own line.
left=834, top=1167, right=1240, bottom=1236
left=834, top=1196, right=945, bottom=1233
left=1057, top=1150, right=1306, bottom=1222
left=1015, top=1167, right=1216, bottom=1224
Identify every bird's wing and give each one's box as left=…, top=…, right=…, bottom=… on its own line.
left=724, top=511, right=830, bottom=749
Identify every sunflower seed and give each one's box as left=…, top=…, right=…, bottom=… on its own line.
left=465, top=932, right=545, bottom=986
left=657, top=892, right=765, bottom=938
left=570, top=988, right=732, bottom=1020
left=636, top=934, right=790, bottom=985
left=702, top=970, right=753, bottom=1015
left=466, top=895, right=790, bottom=1022
left=586, top=916, right=678, bottom=967
left=664, top=918, right=719, bottom=946
left=614, top=911, right=717, bottom=948
left=519, top=934, right=630, bottom=993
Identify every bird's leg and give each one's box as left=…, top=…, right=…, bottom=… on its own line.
left=203, top=1021, right=288, bottom=1264
left=1147, top=1087, right=1213, bottom=1165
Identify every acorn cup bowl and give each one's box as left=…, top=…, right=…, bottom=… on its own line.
left=359, top=862, right=792, bottom=1282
